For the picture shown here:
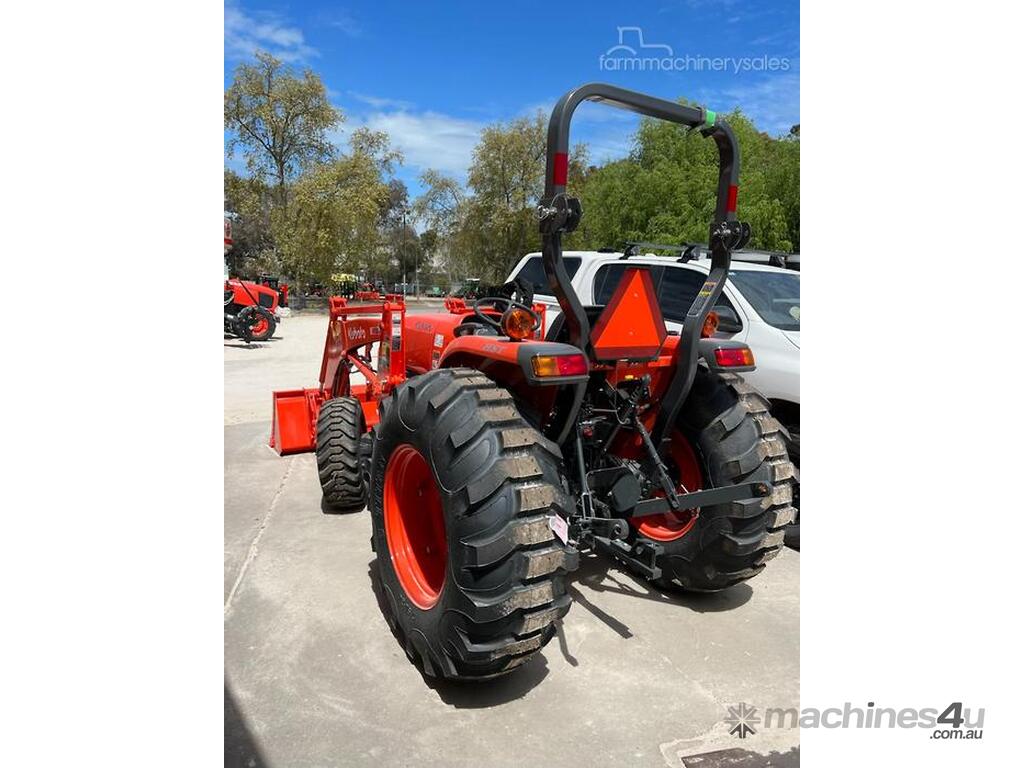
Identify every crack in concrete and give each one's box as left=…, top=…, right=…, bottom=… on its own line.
left=224, top=456, right=296, bottom=615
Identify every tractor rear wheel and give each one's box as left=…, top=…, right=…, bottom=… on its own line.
left=628, top=369, right=797, bottom=592
left=369, top=368, right=575, bottom=680
left=779, top=423, right=800, bottom=550
left=316, top=397, right=367, bottom=510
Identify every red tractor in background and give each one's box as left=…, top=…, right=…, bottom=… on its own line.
left=257, top=274, right=289, bottom=309
left=271, top=84, right=795, bottom=682
left=224, top=278, right=280, bottom=342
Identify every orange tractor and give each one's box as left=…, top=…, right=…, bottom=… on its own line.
left=271, top=84, right=796, bottom=681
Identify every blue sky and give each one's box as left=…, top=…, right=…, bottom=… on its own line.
left=225, top=0, right=798, bottom=197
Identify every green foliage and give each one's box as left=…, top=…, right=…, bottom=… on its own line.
left=349, top=127, right=404, bottom=177
left=223, top=170, right=275, bottom=274
left=270, top=152, right=388, bottom=284
left=460, top=113, right=546, bottom=281
left=414, top=169, right=464, bottom=236
left=224, top=52, right=341, bottom=196
left=573, top=109, right=799, bottom=252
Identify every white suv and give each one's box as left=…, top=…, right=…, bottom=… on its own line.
left=506, top=249, right=801, bottom=545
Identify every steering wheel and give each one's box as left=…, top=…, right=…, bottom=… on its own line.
left=472, top=295, right=540, bottom=334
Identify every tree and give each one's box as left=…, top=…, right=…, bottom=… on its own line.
left=349, top=127, right=403, bottom=177
left=224, top=52, right=342, bottom=203
left=270, top=153, right=388, bottom=285
left=224, top=170, right=275, bottom=275
left=573, top=106, right=799, bottom=252
left=414, top=170, right=467, bottom=281
left=414, top=169, right=464, bottom=236
left=461, top=113, right=546, bottom=280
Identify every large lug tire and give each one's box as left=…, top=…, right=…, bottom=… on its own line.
left=316, top=397, right=368, bottom=510
left=779, top=422, right=800, bottom=550
left=369, top=368, right=576, bottom=680
left=630, top=369, right=797, bottom=592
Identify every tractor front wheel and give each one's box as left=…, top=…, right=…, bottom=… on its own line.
left=629, top=369, right=797, bottom=592
left=369, top=368, right=575, bottom=680
left=249, top=309, right=277, bottom=341
left=316, top=397, right=367, bottom=510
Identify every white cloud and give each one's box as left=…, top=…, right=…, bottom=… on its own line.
left=347, top=92, right=415, bottom=111
left=718, top=71, right=800, bottom=135
left=224, top=1, right=317, bottom=63
left=336, top=110, right=486, bottom=179
left=330, top=98, right=640, bottom=183
left=324, top=11, right=363, bottom=38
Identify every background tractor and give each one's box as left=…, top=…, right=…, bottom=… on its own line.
left=271, top=83, right=796, bottom=682
left=225, top=278, right=280, bottom=342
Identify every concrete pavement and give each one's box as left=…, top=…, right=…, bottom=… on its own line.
left=224, top=311, right=800, bottom=768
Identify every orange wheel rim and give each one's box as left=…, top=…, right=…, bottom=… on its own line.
left=383, top=444, right=447, bottom=609
left=613, top=429, right=704, bottom=542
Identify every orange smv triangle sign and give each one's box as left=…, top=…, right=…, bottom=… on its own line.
left=591, top=267, right=667, bottom=361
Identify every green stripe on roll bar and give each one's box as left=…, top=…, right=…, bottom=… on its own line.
left=704, top=108, right=716, bottom=127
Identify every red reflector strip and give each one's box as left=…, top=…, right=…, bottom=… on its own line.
left=714, top=347, right=754, bottom=367
left=553, top=152, right=569, bottom=186
left=726, top=185, right=738, bottom=213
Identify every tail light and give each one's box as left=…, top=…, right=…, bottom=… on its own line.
left=532, top=353, right=589, bottom=377
left=713, top=347, right=755, bottom=367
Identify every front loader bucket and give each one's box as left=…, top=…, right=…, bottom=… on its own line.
left=268, top=296, right=403, bottom=456
left=269, top=388, right=323, bottom=455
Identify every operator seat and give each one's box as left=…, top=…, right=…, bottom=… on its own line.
left=544, top=306, right=606, bottom=344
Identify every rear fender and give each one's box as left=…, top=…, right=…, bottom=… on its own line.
left=439, top=336, right=587, bottom=387
left=440, top=337, right=588, bottom=439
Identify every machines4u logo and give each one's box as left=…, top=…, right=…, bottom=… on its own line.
left=724, top=703, right=760, bottom=738
left=723, top=701, right=985, bottom=740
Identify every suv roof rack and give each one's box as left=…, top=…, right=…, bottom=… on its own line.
left=687, top=245, right=798, bottom=270
left=618, top=241, right=798, bottom=270
left=621, top=241, right=706, bottom=261
left=728, top=250, right=793, bottom=269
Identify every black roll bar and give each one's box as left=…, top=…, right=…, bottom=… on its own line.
left=537, top=83, right=747, bottom=449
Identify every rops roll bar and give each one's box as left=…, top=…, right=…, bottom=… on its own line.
left=536, top=83, right=752, bottom=448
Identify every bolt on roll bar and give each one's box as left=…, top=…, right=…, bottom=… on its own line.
left=536, top=83, right=749, bottom=449
left=542, top=83, right=739, bottom=219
